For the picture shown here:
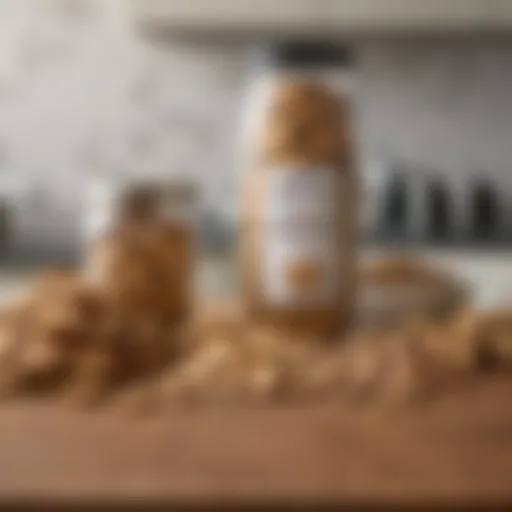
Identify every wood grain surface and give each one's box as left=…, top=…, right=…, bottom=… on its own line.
left=0, top=374, right=511, bottom=507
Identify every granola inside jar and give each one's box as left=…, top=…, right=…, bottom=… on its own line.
left=240, top=41, right=359, bottom=338
left=83, top=177, right=198, bottom=325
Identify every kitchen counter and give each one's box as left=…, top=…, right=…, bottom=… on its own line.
left=199, top=249, right=512, bottom=309
left=1, top=251, right=512, bottom=507
left=0, top=375, right=511, bottom=507
left=2, top=249, right=512, bottom=308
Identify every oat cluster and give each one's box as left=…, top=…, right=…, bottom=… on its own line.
left=0, top=253, right=509, bottom=412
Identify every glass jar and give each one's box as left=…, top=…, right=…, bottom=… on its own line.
left=83, top=176, right=198, bottom=324
left=240, top=41, right=359, bottom=338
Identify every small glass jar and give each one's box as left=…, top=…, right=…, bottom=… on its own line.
left=83, top=176, right=198, bottom=324
left=240, top=41, right=359, bottom=338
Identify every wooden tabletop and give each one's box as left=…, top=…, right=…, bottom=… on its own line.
left=0, top=375, right=511, bottom=507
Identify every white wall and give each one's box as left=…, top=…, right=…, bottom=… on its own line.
left=356, top=38, right=512, bottom=236
left=0, top=0, right=246, bottom=255
left=1, top=1, right=512, bottom=255
left=357, top=39, right=512, bottom=183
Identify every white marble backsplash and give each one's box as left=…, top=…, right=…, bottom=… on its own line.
left=0, top=1, right=512, bottom=257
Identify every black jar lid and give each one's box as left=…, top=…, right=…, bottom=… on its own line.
left=263, top=40, right=353, bottom=69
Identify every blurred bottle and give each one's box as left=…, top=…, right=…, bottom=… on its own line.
left=240, top=40, right=359, bottom=338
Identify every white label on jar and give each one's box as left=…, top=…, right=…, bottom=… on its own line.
left=263, top=166, right=345, bottom=307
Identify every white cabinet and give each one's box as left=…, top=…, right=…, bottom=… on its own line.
left=133, top=0, right=512, bottom=36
